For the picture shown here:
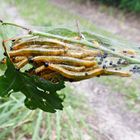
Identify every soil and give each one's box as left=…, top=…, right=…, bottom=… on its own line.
left=72, top=80, right=140, bottom=140
left=2, top=1, right=140, bottom=140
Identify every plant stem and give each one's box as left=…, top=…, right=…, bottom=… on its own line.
left=1, top=21, right=140, bottom=64
left=1, top=21, right=30, bottom=31
left=33, top=31, right=140, bottom=64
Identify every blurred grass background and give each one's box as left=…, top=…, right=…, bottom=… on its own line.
left=98, top=0, right=140, bottom=12
left=81, top=0, right=140, bottom=12
left=0, top=0, right=140, bottom=139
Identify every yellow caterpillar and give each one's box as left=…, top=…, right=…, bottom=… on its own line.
left=2, top=37, right=131, bottom=83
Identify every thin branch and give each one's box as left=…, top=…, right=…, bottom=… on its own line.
left=75, top=20, right=85, bottom=39
left=1, top=21, right=30, bottom=32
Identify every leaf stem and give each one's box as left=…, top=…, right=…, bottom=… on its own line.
left=1, top=21, right=30, bottom=31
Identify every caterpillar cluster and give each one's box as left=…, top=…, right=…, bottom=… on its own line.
left=2, top=36, right=131, bottom=83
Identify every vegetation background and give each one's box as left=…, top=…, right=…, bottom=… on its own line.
left=0, top=0, right=140, bottom=140
left=96, top=0, right=140, bottom=12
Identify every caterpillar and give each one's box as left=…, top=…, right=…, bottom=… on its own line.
left=39, top=64, right=130, bottom=81
left=16, top=58, right=28, bottom=69
left=102, top=69, right=131, bottom=77
left=9, top=47, right=102, bottom=59
left=34, top=64, right=86, bottom=74
left=47, top=64, right=103, bottom=80
left=12, top=56, right=27, bottom=63
left=12, top=39, right=74, bottom=50
left=32, top=56, right=97, bottom=67
left=2, top=34, right=132, bottom=83
left=9, top=48, right=65, bottom=57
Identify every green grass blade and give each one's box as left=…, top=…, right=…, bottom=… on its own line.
left=32, top=110, right=43, bottom=140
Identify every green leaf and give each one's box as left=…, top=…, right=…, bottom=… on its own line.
left=0, top=57, right=65, bottom=113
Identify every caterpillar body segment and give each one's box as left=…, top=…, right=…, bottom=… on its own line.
left=122, top=49, right=136, bottom=55
left=66, top=50, right=102, bottom=58
left=47, top=64, right=104, bottom=80
left=35, top=65, right=47, bottom=74
left=16, top=58, right=28, bottom=69
left=12, top=39, right=73, bottom=50
left=39, top=45, right=63, bottom=49
left=102, top=69, right=131, bottom=77
left=12, top=38, right=102, bottom=53
left=41, top=72, right=56, bottom=80
left=1, top=57, right=26, bottom=64
left=35, top=64, right=86, bottom=74
left=13, top=43, right=65, bottom=50
left=9, top=48, right=65, bottom=57
left=32, top=56, right=97, bottom=67
left=40, top=72, right=61, bottom=81
left=83, top=56, right=95, bottom=60
left=57, top=64, right=85, bottom=72
left=9, top=47, right=101, bottom=59
left=12, top=40, right=47, bottom=50
left=12, top=56, right=27, bottom=63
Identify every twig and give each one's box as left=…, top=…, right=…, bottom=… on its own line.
left=1, top=21, right=30, bottom=32
left=75, top=20, right=85, bottom=39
